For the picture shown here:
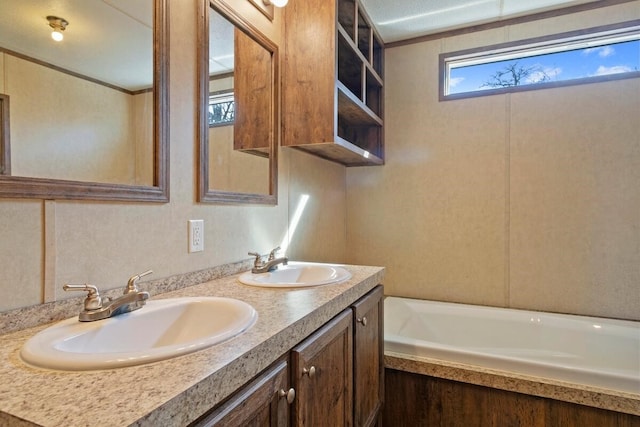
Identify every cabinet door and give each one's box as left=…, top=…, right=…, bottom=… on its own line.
left=352, top=285, right=384, bottom=427
left=234, top=27, right=272, bottom=155
left=193, top=358, right=291, bottom=427
left=292, top=309, right=353, bottom=427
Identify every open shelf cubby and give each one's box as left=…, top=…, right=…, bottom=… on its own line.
left=283, top=0, right=384, bottom=166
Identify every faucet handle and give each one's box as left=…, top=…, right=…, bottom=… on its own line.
left=63, top=284, right=103, bottom=311
left=268, top=246, right=281, bottom=261
left=125, top=270, right=153, bottom=294
left=248, top=252, right=263, bottom=267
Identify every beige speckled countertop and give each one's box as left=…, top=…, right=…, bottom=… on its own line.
left=0, top=263, right=384, bottom=426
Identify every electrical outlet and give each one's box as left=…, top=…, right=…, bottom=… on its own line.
left=188, top=220, right=204, bottom=253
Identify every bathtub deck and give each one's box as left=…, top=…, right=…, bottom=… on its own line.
left=385, top=351, right=640, bottom=417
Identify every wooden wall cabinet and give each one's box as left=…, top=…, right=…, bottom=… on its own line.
left=283, top=0, right=384, bottom=166
left=191, top=286, right=384, bottom=427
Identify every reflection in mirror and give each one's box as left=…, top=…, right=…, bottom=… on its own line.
left=0, top=0, right=168, bottom=202
left=199, top=0, right=278, bottom=205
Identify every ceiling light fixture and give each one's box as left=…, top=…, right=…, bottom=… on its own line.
left=263, top=0, right=288, bottom=8
left=47, top=16, right=69, bottom=42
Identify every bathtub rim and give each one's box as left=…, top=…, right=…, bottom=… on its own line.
left=384, top=296, right=639, bottom=391
left=383, top=295, right=640, bottom=416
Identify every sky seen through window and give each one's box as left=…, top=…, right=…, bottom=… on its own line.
left=448, top=39, right=640, bottom=95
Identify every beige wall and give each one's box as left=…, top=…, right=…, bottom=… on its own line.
left=209, top=124, right=270, bottom=194
left=0, top=0, right=347, bottom=312
left=2, top=0, right=636, bottom=321
left=2, top=54, right=149, bottom=185
left=132, top=91, right=154, bottom=186
left=207, top=73, right=269, bottom=195
left=347, top=2, right=640, bottom=320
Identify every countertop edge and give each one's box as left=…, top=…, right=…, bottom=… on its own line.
left=136, top=270, right=384, bottom=426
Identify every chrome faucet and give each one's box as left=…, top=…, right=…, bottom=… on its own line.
left=249, top=246, right=288, bottom=273
left=63, top=270, right=153, bottom=322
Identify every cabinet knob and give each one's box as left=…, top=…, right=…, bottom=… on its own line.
left=302, top=366, right=316, bottom=378
left=357, top=316, right=368, bottom=326
left=279, top=388, right=296, bottom=404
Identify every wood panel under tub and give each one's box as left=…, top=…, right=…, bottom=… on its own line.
left=383, top=369, right=640, bottom=427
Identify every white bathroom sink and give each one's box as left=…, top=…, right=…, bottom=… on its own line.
left=20, top=297, right=257, bottom=371
left=238, top=262, right=352, bottom=288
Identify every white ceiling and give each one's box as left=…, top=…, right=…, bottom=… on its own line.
left=209, top=9, right=235, bottom=76
left=360, top=0, right=602, bottom=43
left=0, top=0, right=608, bottom=90
left=0, top=0, right=152, bottom=91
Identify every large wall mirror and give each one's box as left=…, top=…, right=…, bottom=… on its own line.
left=0, top=0, right=169, bottom=202
left=198, top=0, right=278, bottom=205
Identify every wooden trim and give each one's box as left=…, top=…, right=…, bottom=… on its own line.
left=0, top=0, right=169, bottom=202
left=131, top=87, right=154, bottom=95
left=0, top=94, right=9, bottom=176
left=247, top=0, right=274, bottom=21
left=154, top=0, right=170, bottom=200
left=198, top=0, right=210, bottom=203
left=387, top=0, right=639, bottom=48
left=198, top=0, right=278, bottom=205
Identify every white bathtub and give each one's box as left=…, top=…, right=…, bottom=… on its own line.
left=384, top=297, right=640, bottom=394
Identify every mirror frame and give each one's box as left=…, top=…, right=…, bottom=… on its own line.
left=0, top=0, right=169, bottom=202
left=198, top=0, right=278, bottom=205
left=0, top=94, right=8, bottom=176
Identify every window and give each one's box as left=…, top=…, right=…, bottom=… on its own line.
left=208, top=91, right=235, bottom=126
left=440, top=21, right=640, bottom=100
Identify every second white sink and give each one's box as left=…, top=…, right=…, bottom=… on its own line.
left=238, top=262, right=352, bottom=288
left=20, top=297, right=257, bottom=371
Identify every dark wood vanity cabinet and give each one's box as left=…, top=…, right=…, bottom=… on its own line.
left=352, top=285, right=384, bottom=427
left=292, top=310, right=354, bottom=426
left=290, top=285, right=384, bottom=427
left=193, top=358, right=291, bottom=427
left=192, top=286, right=384, bottom=427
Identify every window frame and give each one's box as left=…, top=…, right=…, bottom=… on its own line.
left=439, top=20, right=640, bottom=101
left=208, top=90, right=235, bottom=127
